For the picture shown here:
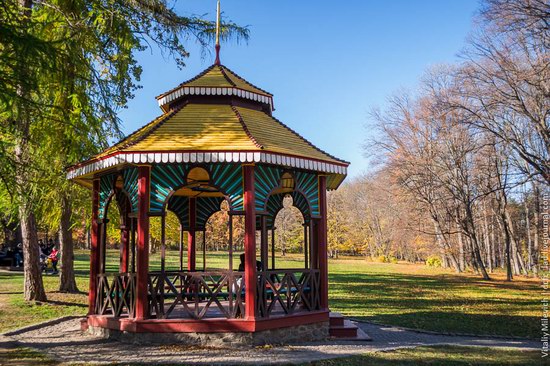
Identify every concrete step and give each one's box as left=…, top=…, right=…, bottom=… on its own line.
left=329, top=318, right=372, bottom=341
left=329, top=320, right=358, bottom=338
left=329, top=312, right=344, bottom=327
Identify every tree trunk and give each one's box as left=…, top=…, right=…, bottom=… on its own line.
left=15, top=0, right=46, bottom=302
left=506, top=210, right=527, bottom=275
left=457, top=220, right=465, bottom=271
left=489, top=214, right=497, bottom=269
left=19, top=204, right=46, bottom=301
left=59, top=194, right=78, bottom=293
left=464, top=205, right=490, bottom=280
left=497, top=208, right=513, bottom=280
left=482, top=202, right=492, bottom=272
left=432, top=217, right=460, bottom=272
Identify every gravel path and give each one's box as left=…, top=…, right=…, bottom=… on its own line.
left=0, top=318, right=539, bottom=365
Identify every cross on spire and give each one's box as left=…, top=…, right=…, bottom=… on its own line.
left=215, top=0, right=221, bottom=65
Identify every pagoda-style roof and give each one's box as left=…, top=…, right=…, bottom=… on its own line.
left=67, top=63, right=349, bottom=189
left=156, top=64, right=274, bottom=112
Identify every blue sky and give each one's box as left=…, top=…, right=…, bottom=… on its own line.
left=119, top=0, right=480, bottom=178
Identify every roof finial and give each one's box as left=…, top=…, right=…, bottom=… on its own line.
left=214, top=0, right=221, bottom=65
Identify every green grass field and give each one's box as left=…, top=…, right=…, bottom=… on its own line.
left=304, top=346, right=542, bottom=366
left=0, top=249, right=539, bottom=338
left=0, top=250, right=542, bottom=365
left=328, top=259, right=539, bottom=339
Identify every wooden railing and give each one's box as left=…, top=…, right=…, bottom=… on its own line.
left=95, top=273, right=136, bottom=317
left=95, top=269, right=319, bottom=320
left=256, top=269, right=320, bottom=318
left=147, top=271, right=244, bottom=320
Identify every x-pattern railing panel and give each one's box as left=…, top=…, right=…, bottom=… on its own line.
left=257, top=269, right=320, bottom=318
left=96, top=270, right=320, bottom=321
left=96, top=273, right=136, bottom=317
left=147, top=271, right=244, bottom=320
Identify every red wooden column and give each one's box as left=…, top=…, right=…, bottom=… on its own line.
left=188, top=197, right=196, bottom=271
left=260, top=216, right=268, bottom=271
left=303, top=222, right=309, bottom=269
left=130, top=217, right=136, bottom=273
left=178, top=224, right=184, bottom=271
left=243, top=164, right=257, bottom=319
left=88, top=179, right=100, bottom=315
left=271, top=227, right=276, bottom=270
left=120, top=215, right=130, bottom=273
left=317, top=175, right=329, bottom=310
left=135, top=166, right=150, bottom=320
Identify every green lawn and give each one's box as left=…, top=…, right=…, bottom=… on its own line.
left=328, top=259, right=539, bottom=339
left=304, top=346, right=542, bottom=366
left=0, top=345, right=542, bottom=366
left=0, top=249, right=540, bottom=340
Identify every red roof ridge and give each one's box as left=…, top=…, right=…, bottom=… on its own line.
left=221, top=64, right=273, bottom=96
left=230, top=104, right=264, bottom=149
left=101, top=103, right=187, bottom=157
left=219, top=66, right=237, bottom=87
left=124, top=103, right=187, bottom=149
left=266, top=112, right=350, bottom=165
left=155, top=64, right=217, bottom=100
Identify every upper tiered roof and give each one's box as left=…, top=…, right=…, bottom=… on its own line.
left=156, top=64, right=274, bottom=112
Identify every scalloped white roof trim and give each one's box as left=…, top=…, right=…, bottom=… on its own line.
left=66, top=151, right=347, bottom=180
left=158, top=87, right=274, bottom=110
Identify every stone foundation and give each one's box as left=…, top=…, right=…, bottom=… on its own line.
left=88, top=321, right=329, bottom=347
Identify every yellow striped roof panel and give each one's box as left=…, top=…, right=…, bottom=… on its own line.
left=95, top=103, right=343, bottom=164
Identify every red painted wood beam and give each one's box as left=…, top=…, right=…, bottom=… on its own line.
left=130, top=218, right=136, bottom=273
left=120, top=226, right=129, bottom=273
left=317, top=175, right=329, bottom=310
left=179, top=224, right=184, bottom=271
left=88, top=179, right=100, bottom=315
left=120, top=217, right=130, bottom=273
left=260, top=216, right=268, bottom=271
left=160, top=213, right=166, bottom=272
left=309, top=221, right=317, bottom=270
left=135, top=166, right=150, bottom=320
left=188, top=197, right=196, bottom=271
left=87, top=310, right=329, bottom=333
left=243, top=164, right=257, bottom=320
left=271, top=227, right=276, bottom=270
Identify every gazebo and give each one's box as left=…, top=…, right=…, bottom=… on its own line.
left=67, top=21, right=349, bottom=344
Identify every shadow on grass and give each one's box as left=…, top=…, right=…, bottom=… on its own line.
left=42, top=299, right=87, bottom=308
left=0, top=272, right=23, bottom=279
left=328, top=272, right=539, bottom=339
left=305, top=346, right=542, bottom=366
left=348, top=310, right=538, bottom=338
left=50, top=290, right=88, bottom=295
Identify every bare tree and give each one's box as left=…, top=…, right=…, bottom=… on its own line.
left=452, top=0, right=550, bottom=184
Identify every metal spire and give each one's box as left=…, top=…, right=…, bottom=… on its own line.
left=214, top=0, right=221, bottom=65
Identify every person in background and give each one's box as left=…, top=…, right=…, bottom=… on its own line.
left=47, top=239, right=54, bottom=255
left=48, top=246, right=59, bottom=274
left=14, top=243, right=23, bottom=267
left=237, top=253, right=262, bottom=272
